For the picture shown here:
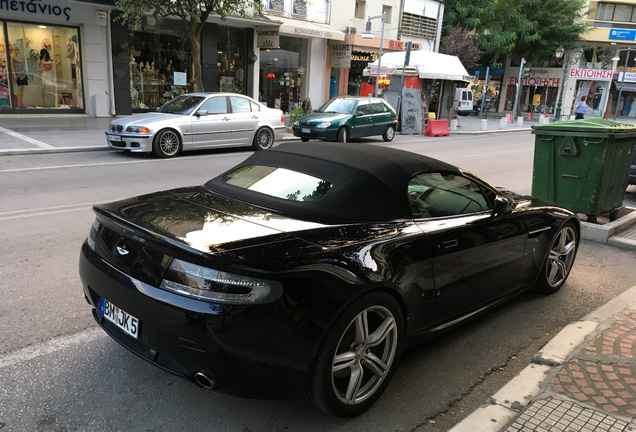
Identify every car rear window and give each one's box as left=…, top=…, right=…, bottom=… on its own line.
left=221, top=165, right=332, bottom=202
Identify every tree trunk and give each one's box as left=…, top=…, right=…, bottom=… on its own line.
left=189, top=27, right=203, bottom=92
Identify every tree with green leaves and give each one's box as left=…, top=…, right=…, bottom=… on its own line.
left=443, top=0, right=589, bottom=66
left=116, top=0, right=264, bottom=92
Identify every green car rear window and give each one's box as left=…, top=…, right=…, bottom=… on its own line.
left=222, top=165, right=332, bottom=202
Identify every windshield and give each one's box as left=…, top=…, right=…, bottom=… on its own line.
left=157, top=95, right=205, bottom=115
left=316, top=98, right=357, bottom=115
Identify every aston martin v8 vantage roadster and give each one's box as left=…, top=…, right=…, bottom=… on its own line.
left=79, top=142, right=580, bottom=416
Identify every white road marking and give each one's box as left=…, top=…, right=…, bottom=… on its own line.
left=0, top=202, right=96, bottom=221
left=0, top=125, right=54, bottom=148
left=0, top=151, right=250, bottom=174
left=0, top=327, right=102, bottom=369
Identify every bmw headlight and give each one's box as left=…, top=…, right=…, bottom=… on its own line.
left=316, top=122, right=331, bottom=129
left=160, top=258, right=283, bottom=304
left=293, top=120, right=300, bottom=126
left=126, top=125, right=151, bottom=133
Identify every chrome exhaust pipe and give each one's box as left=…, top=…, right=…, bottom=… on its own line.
left=194, top=371, right=216, bottom=389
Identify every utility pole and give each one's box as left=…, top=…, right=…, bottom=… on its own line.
left=511, top=58, right=526, bottom=121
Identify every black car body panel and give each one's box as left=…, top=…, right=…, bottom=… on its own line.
left=79, top=142, right=579, bottom=406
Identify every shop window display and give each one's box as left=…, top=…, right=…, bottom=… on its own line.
left=217, top=26, right=247, bottom=95
left=3, top=22, right=83, bottom=110
left=259, top=37, right=308, bottom=113
left=128, top=30, right=193, bottom=110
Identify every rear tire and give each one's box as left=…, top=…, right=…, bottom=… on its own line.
left=535, top=222, right=579, bottom=294
left=307, top=291, right=403, bottom=417
left=382, top=125, right=396, bottom=142
left=152, top=129, right=181, bottom=158
left=337, top=127, right=348, bottom=143
left=301, top=138, right=309, bottom=142
left=253, top=127, right=274, bottom=150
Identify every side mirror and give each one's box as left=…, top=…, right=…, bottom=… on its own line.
left=355, top=111, right=364, bottom=117
left=196, top=110, right=208, bottom=117
left=493, top=195, right=513, bottom=215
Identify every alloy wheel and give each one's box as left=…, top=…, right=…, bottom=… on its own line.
left=545, top=226, right=577, bottom=288
left=159, top=131, right=180, bottom=156
left=331, top=305, right=398, bottom=405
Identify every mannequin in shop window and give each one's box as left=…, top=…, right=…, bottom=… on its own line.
left=11, top=47, right=28, bottom=107
left=38, top=48, right=60, bottom=106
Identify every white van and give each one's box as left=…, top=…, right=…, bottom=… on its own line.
left=454, top=88, right=473, bottom=115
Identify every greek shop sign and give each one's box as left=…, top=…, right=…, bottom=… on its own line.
left=330, top=44, right=352, bottom=68
left=569, top=68, right=613, bottom=81
left=0, top=0, right=71, bottom=21
left=0, top=0, right=107, bottom=26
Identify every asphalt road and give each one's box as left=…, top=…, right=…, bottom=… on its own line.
left=1, top=132, right=635, bottom=432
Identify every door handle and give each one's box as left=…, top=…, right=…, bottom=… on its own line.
left=222, top=117, right=231, bottom=121
left=439, top=239, right=459, bottom=249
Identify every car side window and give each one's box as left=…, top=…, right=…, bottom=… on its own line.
left=250, top=101, right=261, bottom=112
left=370, top=102, right=387, bottom=113
left=407, top=172, right=491, bottom=218
left=230, top=96, right=252, bottom=113
left=357, top=100, right=371, bottom=115
left=199, top=97, right=228, bottom=115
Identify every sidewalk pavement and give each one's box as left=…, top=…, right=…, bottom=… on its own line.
left=450, top=283, right=636, bottom=432
left=1, top=112, right=636, bottom=431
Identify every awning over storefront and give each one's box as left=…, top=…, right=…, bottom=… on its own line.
left=614, top=81, right=636, bottom=92
left=368, top=50, right=472, bottom=82
left=273, top=17, right=345, bottom=41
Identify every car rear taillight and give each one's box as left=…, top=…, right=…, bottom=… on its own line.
left=280, top=115, right=285, bottom=124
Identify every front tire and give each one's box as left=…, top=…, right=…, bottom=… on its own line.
left=337, top=127, right=348, bottom=143
left=535, top=222, right=579, bottom=294
left=307, top=292, right=403, bottom=417
left=253, top=127, right=274, bottom=150
left=382, top=125, right=396, bottom=142
left=152, top=129, right=181, bottom=158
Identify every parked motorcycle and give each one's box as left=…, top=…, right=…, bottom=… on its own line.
left=472, top=98, right=492, bottom=115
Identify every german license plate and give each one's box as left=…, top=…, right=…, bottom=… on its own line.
left=107, top=134, right=122, bottom=142
left=100, top=298, right=140, bottom=338
left=302, top=128, right=310, bottom=133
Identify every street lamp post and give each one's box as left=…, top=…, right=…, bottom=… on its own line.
left=361, top=12, right=386, bottom=97
left=554, top=46, right=584, bottom=121
left=612, top=47, right=636, bottom=120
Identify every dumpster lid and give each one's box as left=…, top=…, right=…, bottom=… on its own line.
left=532, top=118, right=636, bottom=133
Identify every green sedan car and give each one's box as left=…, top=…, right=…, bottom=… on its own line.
left=292, top=96, right=398, bottom=143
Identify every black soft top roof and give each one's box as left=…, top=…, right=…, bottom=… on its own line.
left=205, top=142, right=461, bottom=223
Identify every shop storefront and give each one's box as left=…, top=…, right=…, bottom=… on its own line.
left=472, top=66, right=504, bottom=112
left=569, top=68, right=612, bottom=118
left=258, top=36, right=308, bottom=112
left=111, top=11, right=258, bottom=115
left=0, top=0, right=110, bottom=115
left=257, top=17, right=344, bottom=112
left=612, top=72, right=636, bottom=118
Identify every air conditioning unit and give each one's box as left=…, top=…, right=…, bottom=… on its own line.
left=345, top=26, right=357, bottom=34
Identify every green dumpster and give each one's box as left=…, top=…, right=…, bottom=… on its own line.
left=531, top=118, right=636, bottom=221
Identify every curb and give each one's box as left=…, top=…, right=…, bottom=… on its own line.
left=448, top=284, right=636, bottom=432
left=0, top=146, right=110, bottom=156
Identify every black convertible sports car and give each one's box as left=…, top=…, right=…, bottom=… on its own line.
left=79, top=142, right=580, bottom=416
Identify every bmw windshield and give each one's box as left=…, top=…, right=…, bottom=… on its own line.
left=157, top=95, right=206, bottom=115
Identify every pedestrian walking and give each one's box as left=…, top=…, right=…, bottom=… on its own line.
left=575, top=96, right=587, bottom=120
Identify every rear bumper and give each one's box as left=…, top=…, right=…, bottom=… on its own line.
left=79, top=241, right=311, bottom=399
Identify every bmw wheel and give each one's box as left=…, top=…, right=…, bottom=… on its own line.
left=535, top=222, right=579, bottom=294
left=337, top=127, right=348, bottom=143
left=253, top=127, right=274, bottom=150
left=382, top=125, right=396, bottom=142
left=152, top=129, right=181, bottom=158
left=307, top=292, right=403, bottom=417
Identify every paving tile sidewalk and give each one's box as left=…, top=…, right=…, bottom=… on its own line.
left=451, top=287, right=636, bottom=432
